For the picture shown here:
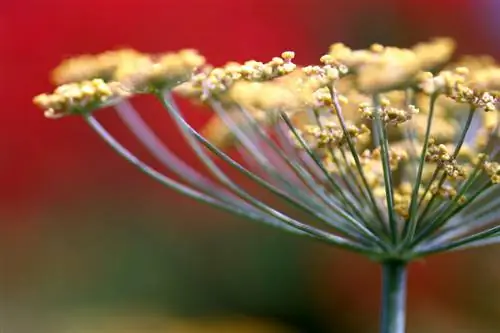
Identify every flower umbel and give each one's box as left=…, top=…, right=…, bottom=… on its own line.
left=34, top=39, right=500, bottom=333
left=33, top=79, right=130, bottom=118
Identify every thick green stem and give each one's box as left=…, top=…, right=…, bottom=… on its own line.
left=380, top=261, right=408, bottom=333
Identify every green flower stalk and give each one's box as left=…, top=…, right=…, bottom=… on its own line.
left=34, top=38, right=500, bottom=333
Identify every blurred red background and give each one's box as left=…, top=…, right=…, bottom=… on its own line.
left=2, top=0, right=500, bottom=332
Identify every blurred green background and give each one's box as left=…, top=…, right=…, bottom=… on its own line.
left=2, top=0, right=500, bottom=332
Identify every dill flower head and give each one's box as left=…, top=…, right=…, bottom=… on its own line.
left=174, top=51, right=297, bottom=103
left=33, top=38, right=500, bottom=262
left=52, top=49, right=144, bottom=85
left=411, top=37, right=456, bottom=72
left=115, top=49, right=206, bottom=92
left=52, top=48, right=206, bottom=93
left=33, top=79, right=130, bottom=118
left=327, top=42, right=421, bottom=93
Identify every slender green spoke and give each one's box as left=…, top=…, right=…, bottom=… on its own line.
left=281, top=112, right=377, bottom=225
left=312, top=110, right=376, bottom=219
left=234, top=104, right=358, bottom=217
left=404, top=93, right=438, bottom=243
left=198, top=128, right=381, bottom=245
left=336, top=147, right=388, bottom=235
left=311, top=111, right=390, bottom=243
left=415, top=106, right=476, bottom=224
left=211, top=102, right=348, bottom=219
left=428, top=201, right=500, bottom=246
left=426, top=234, right=500, bottom=253
left=160, top=92, right=383, bottom=251
left=329, top=86, right=388, bottom=234
left=114, top=101, right=232, bottom=198
left=415, top=168, right=441, bottom=210
left=411, top=182, right=492, bottom=247
left=456, top=186, right=500, bottom=222
left=418, top=123, right=500, bottom=245
left=420, top=165, right=483, bottom=229
left=180, top=105, right=381, bottom=245
left=162, top=93, right=330, bottom=232
left=338, top=146, right=374, bottom=205
left=417, top=224, right=500, bottom=256
left=84, top=114, right=311, bottom=235
left=452, top=106, right=476, bottom=156
left=329, top=148, right=363, bottom=199
left=400, top=89, right=419, bottom=239
left=416, top=182, right=498, bottom=248
left=440, top=182, right=491, bottom=222
left=312, top=111, right=375, bottom=221
left=271, top=119, right=371, bottom=219
left=373, top=94, right=398, bottom=244
left=224, top=103, right=373, bottom=234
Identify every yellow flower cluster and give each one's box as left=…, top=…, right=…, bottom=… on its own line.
left=115, top=49, right=206, bottom=92
left=303, top=122, right=370, bottom=149
left=418, top=67, right=499, bottom=111
left=175, top=51, right=297, bottom=102
left=483, top=161, right=500, bottom=184
left=33, top=79, right=129, bottom=118
left=393, top=183, right=413, bottom=219
left=361, top=147, right=409, bottom=170
left=52, top=48, right=206, bottom=92
left=359, top=97, right=419, bottom=126
left=325, top=38, right=455, bottom=94
left=425, top=138, right=466, bottom=180
left=52, top=49, right=144, bottom=84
